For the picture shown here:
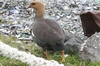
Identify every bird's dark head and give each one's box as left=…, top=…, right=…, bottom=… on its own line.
left=28, top=1, right=46, bottom=10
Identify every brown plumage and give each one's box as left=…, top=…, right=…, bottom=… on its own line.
left=29, top=1, right=65, bottom=62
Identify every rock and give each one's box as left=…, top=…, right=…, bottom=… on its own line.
left=15, top=40, right=22, bottom=43
left=63, top=30, right=83, bottom=54
left=18, top=33, right=32, bottom=41
left=0, top=2, right=3, bottom=7
left=79, top=32, right=100, bottom=62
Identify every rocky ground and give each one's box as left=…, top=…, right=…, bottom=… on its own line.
left=0, top=0, right=99, bottom=39
left=0, top=0, right=100, bottom=65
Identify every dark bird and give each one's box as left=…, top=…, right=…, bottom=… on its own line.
left=29, top=1, right=65, bottom=62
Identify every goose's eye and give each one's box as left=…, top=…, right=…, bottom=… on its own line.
left=31, top=3, right=36, bottom=5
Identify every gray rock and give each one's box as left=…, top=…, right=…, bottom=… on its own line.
left=64, top=37, right=83, bottom=54
left=0, top=2, right=3, bottom=7
left=79, top=32, right=100, bottom=62
left=63, top=30, right=83, bottom=54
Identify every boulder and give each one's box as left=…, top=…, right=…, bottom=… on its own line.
left=79, top=32, right=100, bottom=62
left=64, top=30, right=83, bottom=54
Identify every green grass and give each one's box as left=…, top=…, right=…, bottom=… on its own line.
left=0, top=34, right=41, bottom=66
left=0, top=19, right=2, bottom=23
left=0, top=54, right=28, bottom=66
left=0, top=34, right=100, bottom=66
left=0, top=34, right=42, bottom=56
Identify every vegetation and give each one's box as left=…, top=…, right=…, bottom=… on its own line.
left=0, top=19, right=2, bottom=23
left=0, top=34, right=100, bottom=66
left=0, top=54, right=28, bottom=66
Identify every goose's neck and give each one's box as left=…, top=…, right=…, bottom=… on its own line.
left=35, top=8, right=45, bottom=18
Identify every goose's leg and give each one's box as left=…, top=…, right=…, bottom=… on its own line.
left=60, top=50, right=65, bottom=63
